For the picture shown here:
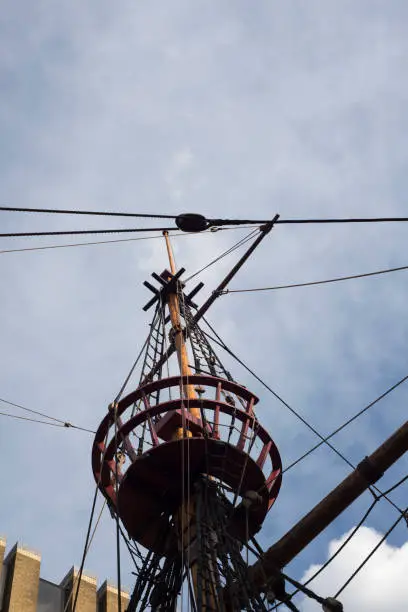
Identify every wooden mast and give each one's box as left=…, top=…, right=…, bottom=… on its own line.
left=163, top=230, right=199, bottom=420
left=163, top=231, right=212, bottom=609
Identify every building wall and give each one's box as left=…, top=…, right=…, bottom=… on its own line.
left=97, top=581, right=129, bottom=612
left=0, top=537, right=7, bottom=608
left=0, top=539, right=129, bottom=612
left=1, top=545, right=41, bottom=612
left=60, top=568, right=97, bottom=612
left=37, top=578, right=63, bottom=612
left=0, top=538, right=5, bottom=567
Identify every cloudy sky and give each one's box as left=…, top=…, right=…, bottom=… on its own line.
left=1, top=1, right=408, bottom=609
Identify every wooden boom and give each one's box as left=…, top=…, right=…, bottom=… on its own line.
left=248, top=419, right=408, bottom=590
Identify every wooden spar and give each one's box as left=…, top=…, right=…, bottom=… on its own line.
left=164, top=228, right=177, bottom=275
left=190, top=215, right=279, bottom=326
left=248, top=418, right=408, bottom=591
left=163, top=231, right=199, bottom=414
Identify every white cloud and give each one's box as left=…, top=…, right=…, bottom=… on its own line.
left=299, top=526, right=408, bottom=611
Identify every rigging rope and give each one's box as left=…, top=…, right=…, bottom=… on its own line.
left=271, top=500, right=378, bottom=610
left=65, top=499, right=106, bottom=612
left=201, top=318, right=405, bottom=515
left=275, top=216, right=408, bottom=225
left=279, top=570, right=342, bottom=610
left=300, top=474, right=408, bottom=595
left=334, top=506, right=408, bottom=599
left=220, top=264, right=408, bottom=294
left=201, top=319, right=357, bottom=470
left=184, top=228, right=260, bottom=282
left=114, top=335, right=150, bottom=403
left=0, top=412, right=93, bottom=432
left=71, top=487, right=100, bottom=612
left=284, top=373, right=408, bottom=472
left=204, top=215, right=408, bottom=228
left=0, top=205, right=175, bottom=219
left=0, top=397, right=95, bottom=433
left=0, top=226, right=175, bottom=238
left=3, top=206, right=408, bottom=226
left=0, top=225, right=256, bottom=254
left=113, top=403, right=123, bottom=612
left=251, top=536, right=344, bottom=611
left=71, top=420, right=111, bottom=612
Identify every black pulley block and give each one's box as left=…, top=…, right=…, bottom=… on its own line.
left=175, top=213, right=209, bottom=232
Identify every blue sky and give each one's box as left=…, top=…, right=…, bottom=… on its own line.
left=1, top=2, right=408, bottom=609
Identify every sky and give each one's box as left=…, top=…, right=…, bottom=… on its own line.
left=1, top=1, right=408, bottom=609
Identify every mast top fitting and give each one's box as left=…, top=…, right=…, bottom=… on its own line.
left=175, top=213, right=209, bottom=233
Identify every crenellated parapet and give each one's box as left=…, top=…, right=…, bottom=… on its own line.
left=0, top=539, right=129, bottom=612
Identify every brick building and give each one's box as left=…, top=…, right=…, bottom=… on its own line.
left=0, top=536, right=129, bottom=612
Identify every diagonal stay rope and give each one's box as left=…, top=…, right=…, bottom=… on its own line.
left=201, top=318, right=405, bottom=514
left=0, top=396, right=95, bottom=433
left=220, top=264, right=408, bottom=294
left=284, top=373, right=408, bottom=472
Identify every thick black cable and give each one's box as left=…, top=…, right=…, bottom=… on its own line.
left=0, top=226, right=175, bottom=238
left=0, top=396, right=95, bottom=432
left=208, top=216, right=408, bottom=227
left=0, top=225, right=256, bottom=253
left=3, top=208, right=408, bottom=226
left=284, top=373, right=408, bottom=472
left=334, top=507, right=408, bottom=598
left=0, top=205, right=175, bottom=219
left=118, top=525, right=143, bottom=569
left=279, top=570, right=327, bottom=606
left=283, top=600, right=301, bottom=612
left=201, top=318, right=404, bottom=513
left=221, top=264, right=408, bottom=294
left=275, top=217, right=408, bottom=225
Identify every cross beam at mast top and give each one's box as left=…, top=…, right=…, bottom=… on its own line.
left=141, top=216, right=279, bottom=385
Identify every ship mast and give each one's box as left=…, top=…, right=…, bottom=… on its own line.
left=92, top=221, right=282, bottom=611
left=90, top=218, right=408, bottom=611
left=163, top=230, right=199, bottom=416
left=162, top=230, right=211, bottom=608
